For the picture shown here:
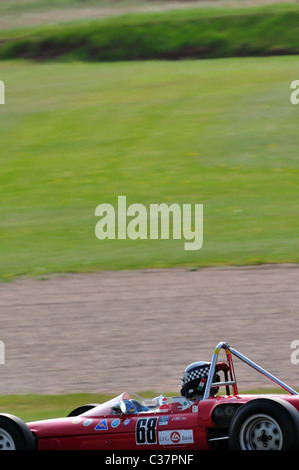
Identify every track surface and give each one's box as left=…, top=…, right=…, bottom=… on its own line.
left=1, top=264, right=299, bottom=395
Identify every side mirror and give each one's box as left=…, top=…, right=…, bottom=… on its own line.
left=111, top=402, right=122, bottom=414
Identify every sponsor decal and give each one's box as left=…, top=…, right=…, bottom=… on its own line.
left=123, top=418, right=131, bottom=426
left=111, top=419, right=121, bottom=428
left=158, top=429, right=194, bottom=445
left=71, top=417, right=82, bottom=425
left=83, top=419, right=93, bottom=427
left=95, top=419, right=108, bottom=430
left=170, top=432, right=181, bottom=444
left=159, top=416, right=169, bottom=426
left=172, top=416, right=187, bottom=422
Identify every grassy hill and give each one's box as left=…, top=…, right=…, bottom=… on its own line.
left=1, top=56, right=298, bottom=280
left=1, top=4, right=299, bottom=61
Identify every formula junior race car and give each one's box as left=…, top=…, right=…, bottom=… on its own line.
left=1, top=341, right=299, bottom=451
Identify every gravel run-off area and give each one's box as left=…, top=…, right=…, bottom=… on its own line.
left=1, top=264, right=299, bottom=396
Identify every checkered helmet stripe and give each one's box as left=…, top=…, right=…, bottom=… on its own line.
left=180, top=365, right=210, bottom=386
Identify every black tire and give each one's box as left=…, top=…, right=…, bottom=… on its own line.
left=0, top=414, right=36, bottom=450
left=229, top=398, right=299, bottom=450
left=67, top=404, right=99, bottom=417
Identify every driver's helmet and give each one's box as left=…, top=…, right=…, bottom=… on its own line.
left=180, top=361, right=219, bottom=399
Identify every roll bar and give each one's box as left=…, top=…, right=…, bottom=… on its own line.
left=203, top=342, right=298, bottom=400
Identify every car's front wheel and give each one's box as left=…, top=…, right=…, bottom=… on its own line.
left=67, top=404, right=99, bottom=417
left=229, top=398, right=299, bottom=450
left=0, top=414, right=36, bottom=450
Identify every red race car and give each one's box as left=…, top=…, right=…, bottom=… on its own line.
left=1, top=341, right=299, bottom=451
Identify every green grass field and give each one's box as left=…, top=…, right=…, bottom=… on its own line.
left=1, top=56, right=299, bottom=280
left=0, top=393, right=106, bottom=422
left=1, top=2, right=299, bottom=414
left=0, top=389, right=289, bottom=422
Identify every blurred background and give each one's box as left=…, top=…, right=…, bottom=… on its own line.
left=0, top=0, right=299, bottom=419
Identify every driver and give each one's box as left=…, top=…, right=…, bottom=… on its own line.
left=180, top=361, right=229, bottom=401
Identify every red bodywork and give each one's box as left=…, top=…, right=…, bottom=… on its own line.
left=27, top=392, right=299, bottom=450
left=24, top=342, right=299, bottom=450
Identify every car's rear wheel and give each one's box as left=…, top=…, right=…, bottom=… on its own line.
left=0, top=414, right=36, bottom=450
left=229, top=398, right=299, bottom=450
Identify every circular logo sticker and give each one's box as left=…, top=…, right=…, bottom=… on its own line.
left=83, top=419, right=93, bottom=427
left=170, top=431, right=181, bottom=443
left=111, top=419, right=120, bottom=428
left=71, top=417, right=82, bottom=425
